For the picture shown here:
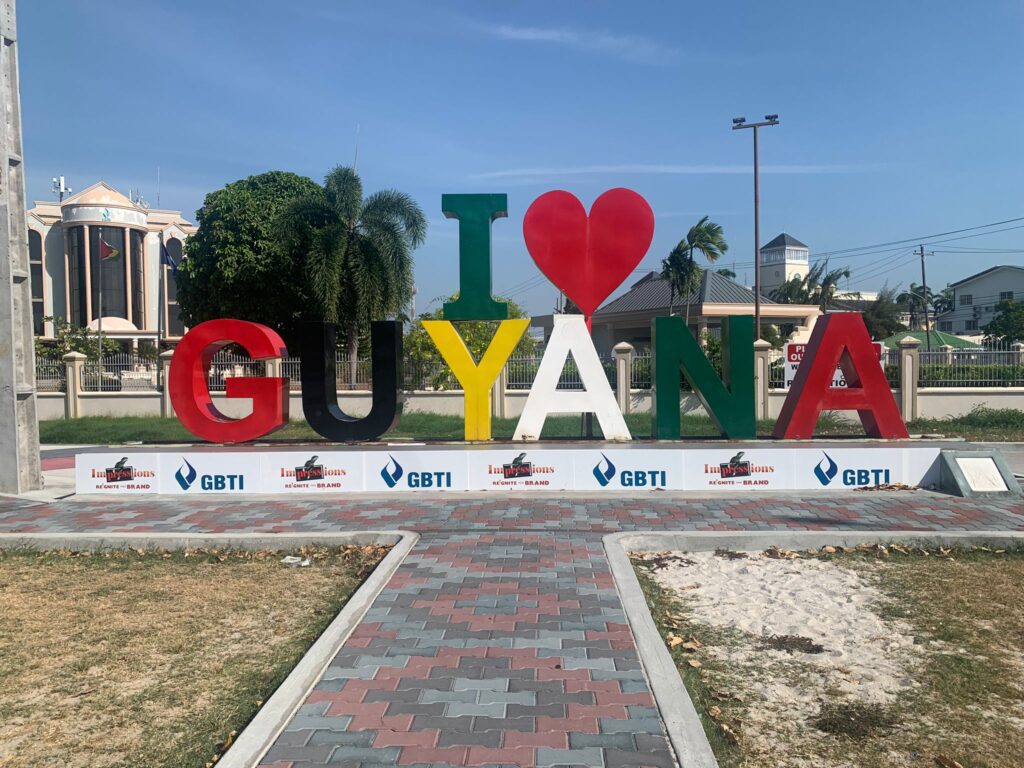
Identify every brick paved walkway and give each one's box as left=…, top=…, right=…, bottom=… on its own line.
left=3, top=491, right=1022, bottom=767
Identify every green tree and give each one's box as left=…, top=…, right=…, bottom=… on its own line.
left=861, top=287, right=907, bottom=340
left=661, top=216, right=728, bottom=328
left=176, top=171, right=322, bottom=347
left=277, top=166, right=427, bottom=383
left=933, top=285, right=955, bottom=315
left=715, top=267, right=737, bottom=279
left=897, top=282, right=935, bottom=330
left=34, top=316, right=120, bottom=360
left=985, top=299, right=1024, bottom=345
left=404, top=295, right=537, bottom=389
left=770, top=261, right=852, bottom=311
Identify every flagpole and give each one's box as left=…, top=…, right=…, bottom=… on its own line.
left=157, top=232, right=165, bottom=353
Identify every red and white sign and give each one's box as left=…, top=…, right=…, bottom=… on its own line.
left=784, top=342, right=886, bottom=389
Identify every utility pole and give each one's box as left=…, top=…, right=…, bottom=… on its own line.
left=919, top=244, right=932, bottom=351
left=0, top=0, right=42, bottom=493
left=733, top=114, right=780, bottom=340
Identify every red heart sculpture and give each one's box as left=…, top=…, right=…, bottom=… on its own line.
left=523, top=188, right=655, bottom=319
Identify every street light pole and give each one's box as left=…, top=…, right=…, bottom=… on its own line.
left=733, top=114, right=779, bottom=340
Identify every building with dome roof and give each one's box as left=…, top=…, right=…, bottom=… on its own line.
left=26, top=181, right=196, bottom=345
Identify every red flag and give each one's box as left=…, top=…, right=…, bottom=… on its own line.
left=99, top=238, right=119, bottom=260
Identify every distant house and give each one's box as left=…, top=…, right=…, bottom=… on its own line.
left=532, top=270, right=821, bottom=355
left=935, top=265, right=1024, bottom=336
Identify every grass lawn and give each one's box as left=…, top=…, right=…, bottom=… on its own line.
left=634, top=546, right=1024, bottom=768
left=38, top=410, right=888, bottom=444
left=0, top=544, right=389, bottom=768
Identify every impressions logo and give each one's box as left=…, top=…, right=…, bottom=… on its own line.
left=104, top=456, right=134, bottom=483
left=593, top=454, right=616, bottom=487
left=381, top=455, right=404, bottom=488
left=295, top=455, right=326, bottom=482
left=175, top=458, right=197, bottom=490
left=502, top=452, right=533, bottom=479
left=814, top=452, right=839, bottom=486
left=719, top=451, right=751, bottom=479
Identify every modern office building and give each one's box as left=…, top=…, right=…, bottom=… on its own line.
left=26, top=182, right=195, bottom=346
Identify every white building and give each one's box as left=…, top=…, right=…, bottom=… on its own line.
left=936, top=265, right=1024, bottom=336
left=27, top=182, right=196, bottom=346
left=759, top=233, right=809, bottom=296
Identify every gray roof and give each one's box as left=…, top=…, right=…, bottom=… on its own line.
left=761, top=233, right=808, bottom=250
left=949, top=264, right=1024, bottom=288
left=595, top=271, right=776, bottom=317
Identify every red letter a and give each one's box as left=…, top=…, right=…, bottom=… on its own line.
left=773, top=313, right=908, bottom=439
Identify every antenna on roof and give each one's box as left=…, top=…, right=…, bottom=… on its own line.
left=51, top=175, right=71, bottom=202
left=156, top=166, right=161, bottom=208
left=353, top=124, right=361, bottom=172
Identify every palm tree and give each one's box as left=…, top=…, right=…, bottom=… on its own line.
left=277, top=166, right=427, bottom=384
left=897, top=282, right=934, bottom=330
left=770, top=261, right=852, bottom=310
left=933, top=285, right=955, bottom=315
left=661, top=216, right=728, bottom=329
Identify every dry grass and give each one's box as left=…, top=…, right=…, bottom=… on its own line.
left=636, top=547, right=1024, bottom=768
left=0, top=544, right=390, bottom=768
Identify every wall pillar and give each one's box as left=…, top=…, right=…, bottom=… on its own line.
left=898, top=335, right=921, bottom=422
left=63, top=351, right=86, bottom=419
left=753, top=339, right=772, bottom=421
left=1012, top=342, right=1024, bottom=365
left=613, top=341, right=634, bottom=415
left=492, top=364, right=507, bottom=419
left=159, top=349, right=174, bottom=418
left=939, top=343, right=953, bottom=365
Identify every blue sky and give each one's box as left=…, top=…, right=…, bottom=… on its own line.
left=19, top=0, right=1024, bottom=315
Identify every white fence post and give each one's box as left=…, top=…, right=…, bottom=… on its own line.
left=898, top=336, right=921, bottom=422
left=613, top=342, right=634, bottom=415
left=753, top=339, right=771, bottom=421
left=63, top=352, right=85, bottom=419
left=159, top=350, right=175, bottom=418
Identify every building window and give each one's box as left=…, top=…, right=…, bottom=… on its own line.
left=1000, top=291, right=1014, bottom=301
left=90, top=227, right=127, bottom=321
left=67, top=226, right=87, bottom=326
left=939, top=321, right=952, bottom=332
left=165, top=237, right=185, bottom=336
left=28, top=229, right=44, bottom=335
left=959, top=294, right=973, bottom=306
left=965, top=319, right=978, bottom=331
left=131, top=230, right=145, bottom=329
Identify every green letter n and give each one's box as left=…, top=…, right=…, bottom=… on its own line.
left=442, top=194, right=509, bottom=321
left=651, top=315, right=755, bottom=439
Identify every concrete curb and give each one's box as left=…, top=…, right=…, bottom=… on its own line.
left=0, top=530, right=418, bottom=768
left=604, top=534, right=718, bottom=768
left=605, top=529, right=1024, bottom=768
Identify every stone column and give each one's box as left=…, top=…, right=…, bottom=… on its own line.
left=753, top=339, right=772, bottom=422
left=898, top=335, right=921, bottom=422
left=939, top=344, right=954, bottom=365
left=613, top=341, right=634, bottom=415
left=1012, top=342, right=1024, bottom=365
left=63, top=351, right=86, bottom=419
left=159, top=349, right=174, bottom=418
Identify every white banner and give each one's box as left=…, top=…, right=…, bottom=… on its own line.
left=73, top=446, right=941, bottom=495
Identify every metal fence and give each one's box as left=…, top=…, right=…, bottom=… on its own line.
left=36, top=359, right=65, bottom=392
left=919, top=348, right=1024, bottom=387
left=506, top=355, right=616, bottom=390
left=77, top=354, right=159, bottom=392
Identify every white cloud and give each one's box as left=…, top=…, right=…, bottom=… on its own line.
left=487, top=24, right=679, bottom=66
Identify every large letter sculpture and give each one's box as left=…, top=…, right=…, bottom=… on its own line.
left=652, top=315, right=755, bottom=439
left=300, top=321, right=403, bottom=442
left=423, top=319, right=528, bottom=441
left=514, top=315, right=630, bottom=441
left=441, top=194, right=510, bottom=321
left=773, top=313, right=908, bottom=439
left=170, top=319, right=288, bottom=443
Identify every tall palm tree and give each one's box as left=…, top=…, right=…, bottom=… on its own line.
left=277, top=167, right=427, bottom=383
left=897, top=282, right=934, bottom=330
left=661, top=216, right=728, bottom=329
